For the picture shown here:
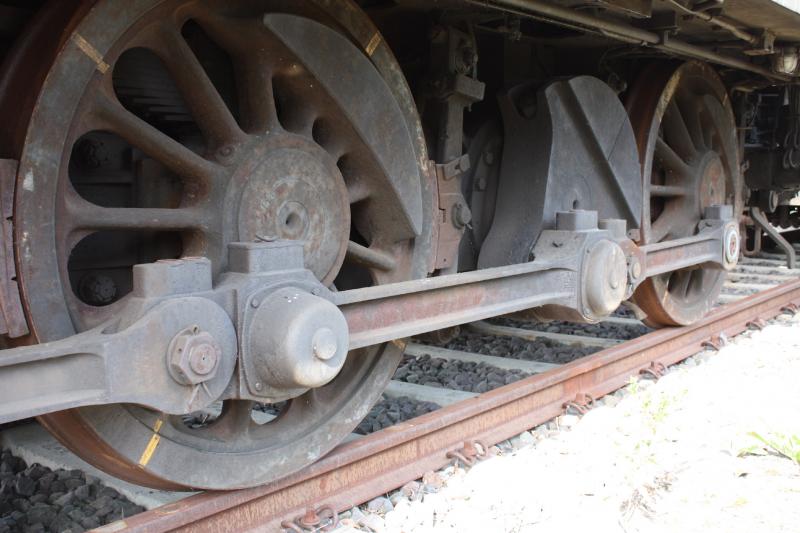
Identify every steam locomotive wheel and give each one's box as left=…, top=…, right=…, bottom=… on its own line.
left=626, top=61, right=742, bottom=327
left=7, top=0, right=431, bottom=489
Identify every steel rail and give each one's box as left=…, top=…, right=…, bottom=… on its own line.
left=110, top=278, right=800, bottom=533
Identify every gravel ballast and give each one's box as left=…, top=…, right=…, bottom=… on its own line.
left=491, top=317, right=651, bottom=340
left=355, top=396, right=440, bottom=435
left=393, top=354, right=531, bottom=393
left=0, top=450, right=144, bottom=533
left=351, top=313, right=800, bottom=533
left=434, top=331, right=598, bottom=364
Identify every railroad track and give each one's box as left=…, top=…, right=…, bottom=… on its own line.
left=85, top=258, right=800, bottom=533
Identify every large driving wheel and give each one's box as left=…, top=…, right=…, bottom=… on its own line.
left=4, top=0, right=432, bottom=489
left=626, top=61, right=742, bottom=327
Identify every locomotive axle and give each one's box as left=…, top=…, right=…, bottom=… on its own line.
left=0, top=207, right=738, bottom=425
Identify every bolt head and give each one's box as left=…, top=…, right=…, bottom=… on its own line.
left=168, top=328, right=222, bottom=386
left=312, top=328, right=339, bottom=361
left=189, top=342, right=218, bottom=375
left=452, top=202, right=472, bottom=229
left=299, top=509, right=321, bottom=528
left=631, top=260, right=642, bottom=279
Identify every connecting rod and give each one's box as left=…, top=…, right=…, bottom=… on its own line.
left=0, top=208, right=739, bottom=424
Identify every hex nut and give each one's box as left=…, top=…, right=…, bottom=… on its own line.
left=168, top=327, right=222, bottom=386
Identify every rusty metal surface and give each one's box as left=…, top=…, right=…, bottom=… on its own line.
left=477, top=75, right=642, bottom=271
left=627, top=61, right=742, bottom=327
left=0, top=0, right=96, bottom=160
left=750, top=206, right=797, bottom=269
left=111, top=279, right=800, bottom=532
left=11, top=0, right=433, bottom=490
left=0, top=160, right=27, bottom=338
left=0, top=215, right=736, bottom=427
left=463, top=0, right=788, bottom=81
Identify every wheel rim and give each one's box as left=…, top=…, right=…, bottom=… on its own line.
left=11, top=0, right=432, bottom=490
left=626, top=61, right=741, bottom=327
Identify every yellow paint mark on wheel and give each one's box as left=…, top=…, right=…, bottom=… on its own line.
left=365, top=32, right=382, bottom=57
left=138, top=418, right=164, bottom=467
left=71, top=33, right=110, bottom=74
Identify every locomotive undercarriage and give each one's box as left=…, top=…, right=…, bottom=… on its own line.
left=0, top=0, right=794, bottom=489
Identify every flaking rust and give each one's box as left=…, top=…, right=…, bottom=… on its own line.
left=0, top=159, right=28, bottom=338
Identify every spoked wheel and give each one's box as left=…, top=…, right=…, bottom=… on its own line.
left=6, top=0, right=431, bottom=489
left=626, top=61, right=742, bottom=327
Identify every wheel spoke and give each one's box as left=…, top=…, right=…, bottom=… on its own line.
left=650, top=184, right=689, bottom=197
left=152, top=23, right=246, bottom=148
left=62, top=189, right=208, bottom=232
left=345, top=241, right=396, bottom=272
left=691, top=269, right=705, bottom=296
left=677, top=96, right=707, bottom=152
left=202, top=400, right=254, bottom=438
left=669, top=269, right=693, bottom=298
left=649, top=214, right=673, bottom=243
left=92, top=92, right=222, bottom=184
left=700, top=101, right=719, bottom=150
left=191, top=15, right=285, bottom=133
left=655, top=137, right=693, bottom=181
left=347, top=178, right=371, bottom=204
left=662, top=101, right=697, bottom=162
left=237, top=57, right=282, bottom=133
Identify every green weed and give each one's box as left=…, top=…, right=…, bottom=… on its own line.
left=739, top=432, right=800, bottom=465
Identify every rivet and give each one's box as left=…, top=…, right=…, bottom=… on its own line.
left=251, top=299, right=260, bottom=308
left=631, top=260, right=642, bottom=279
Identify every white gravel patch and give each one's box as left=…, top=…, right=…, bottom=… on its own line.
left=348, top=314, right=800, bottom=533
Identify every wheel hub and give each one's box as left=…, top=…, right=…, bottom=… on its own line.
left=235, top=138, right=349, bottom=284
left=697, top=152, right=726, bottom=209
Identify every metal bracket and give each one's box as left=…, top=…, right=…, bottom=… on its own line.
left=702, top=333, right=727, bottom=351
left=744, top=29, right=776, bottom=57
left=0, top=159, right=29, bottom=338
left=446, top=440, right=489, bottom=467
left=281, top=506, right=338, bottom=533
left=639, top=361, right=667, bottom=380
left=750, top=205, right=796, bottom=268
left=433, top=155, right=472, bottom=271
left=427, top=26, right=485, bottom=273
left=563, top=392, right=595, bottom=416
